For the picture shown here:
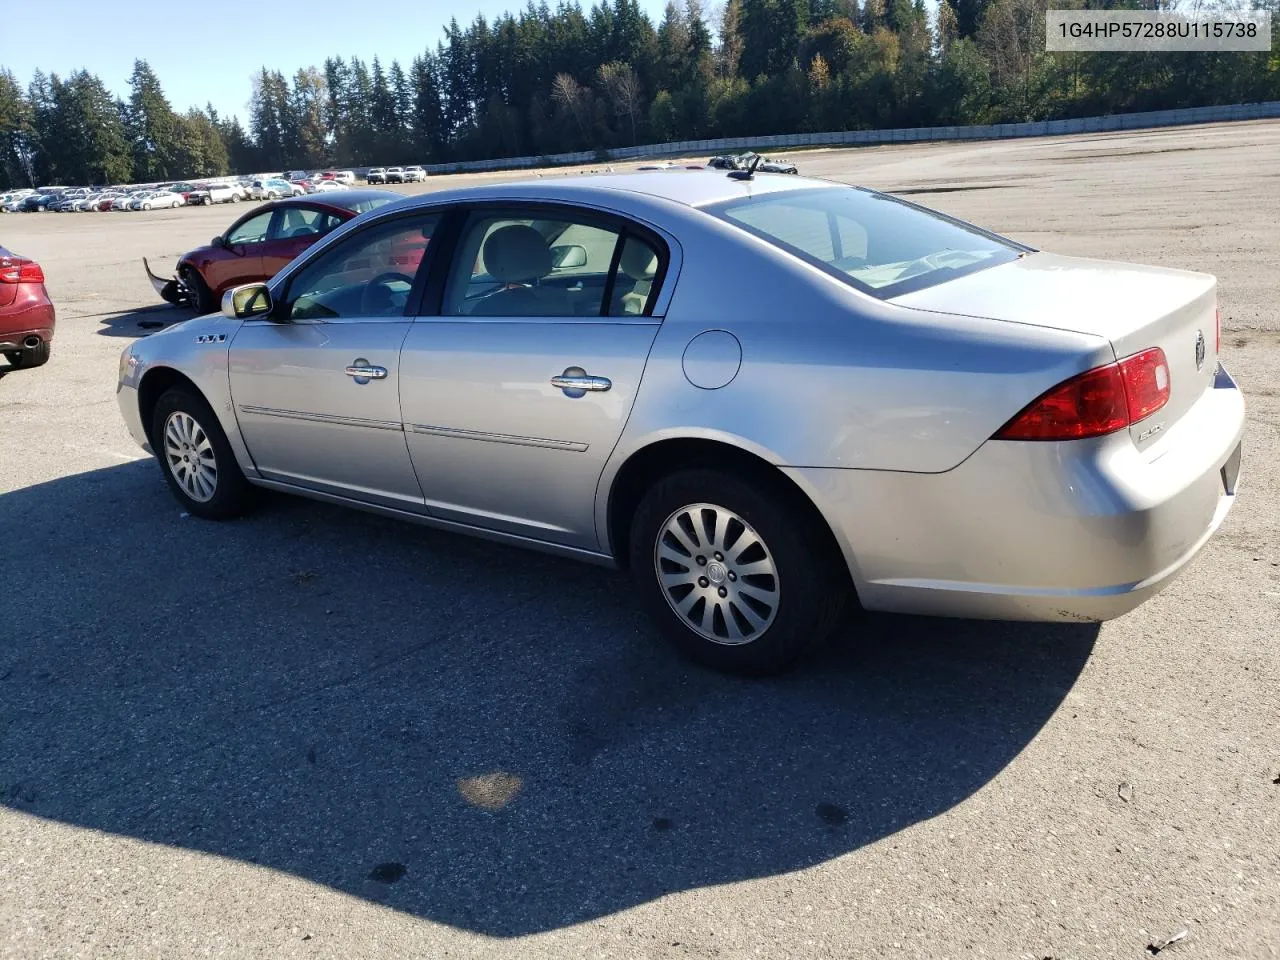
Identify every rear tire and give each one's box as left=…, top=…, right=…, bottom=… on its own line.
left=628, top=467, right=849, bottom=676
left=5, top=340, right=50, bottom=369
left=150, top=386, right=254, bottom=520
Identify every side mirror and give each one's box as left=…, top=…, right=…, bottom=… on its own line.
left=222, top=282, right=275, bottom=320
left=551, top=244, right=588, bottom=269
left=211, top=235, right=226, bottom=249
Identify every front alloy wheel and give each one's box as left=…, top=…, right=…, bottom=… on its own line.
left=151, top=386, right=254, bottom=520
left=163, top=411, right=218, bottom=502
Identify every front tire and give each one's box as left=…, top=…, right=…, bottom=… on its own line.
left=150, top=386, right=253, bottom=520
left=180, top=266, right=215, bottom=314
left=628, top=467, right=849, bottom=676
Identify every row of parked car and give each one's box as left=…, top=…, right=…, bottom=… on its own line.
left=365, top=165, right=428, bottom=184
left=0, top=170, right=364, bottom=215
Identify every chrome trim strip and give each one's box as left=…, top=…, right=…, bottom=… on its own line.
left=409, top=422, right=588, bottom=452
left=248, top=476, right=618, bottom=568
left=238, top=404, right=403, bottom=432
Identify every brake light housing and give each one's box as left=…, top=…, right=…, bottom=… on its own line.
left=995, top=348, right=1170, bottom=442
left=0, top=258, right=44, bottom=284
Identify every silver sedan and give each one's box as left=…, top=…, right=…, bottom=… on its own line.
left=116, top=171, right=1245, bottom=674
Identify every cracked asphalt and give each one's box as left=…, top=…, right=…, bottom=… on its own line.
left=1, top=120, right=1277, bottom=959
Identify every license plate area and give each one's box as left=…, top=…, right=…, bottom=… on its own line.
left=1221, top=440, right=1242, bottom=495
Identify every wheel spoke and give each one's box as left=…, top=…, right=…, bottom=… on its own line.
left=735, top=580, right=777, bottom=607
left=700, top=597, right=717, bottom=635
left=658, top=542, right=695, bottom=569
left=674, top=589, right=700, bottom=618
left=667, top=515, right=700, bottom=554
left=730, top=598, right=768, bottom=631
left=730, top=532, right=762, bottom=564
left=734, top=559, right=775, bottom=578
left=661, top=570, right=696, bottom=590
left=710, top=509, right=730, bottom=553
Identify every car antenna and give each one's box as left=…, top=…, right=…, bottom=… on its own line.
left=727, top=154, right=761, bottom=181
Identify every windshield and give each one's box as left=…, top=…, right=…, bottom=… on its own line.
left=705, top=186, right=1025, bottom=299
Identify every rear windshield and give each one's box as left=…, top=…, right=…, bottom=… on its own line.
left=705, top=186, right=1025, bottom=299
left=344, top=196, right=398, bottom=214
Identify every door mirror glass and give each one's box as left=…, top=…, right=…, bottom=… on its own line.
left=551, top=244, right=588, bottom=269
left=223, top=283, right=274, bottom=319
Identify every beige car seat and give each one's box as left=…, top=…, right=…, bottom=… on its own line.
left=617, top=241, right=658, bottom=315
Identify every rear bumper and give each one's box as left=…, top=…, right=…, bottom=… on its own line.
left=785, top=363, right=1246, bottom=622
left=0, top=292, right=56, bottom=348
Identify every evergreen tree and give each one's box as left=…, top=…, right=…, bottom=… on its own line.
left=127, top=60, right=179, bottom=181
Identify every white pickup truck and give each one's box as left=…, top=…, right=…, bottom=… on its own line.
left=187, top=182, right=243, bottom=205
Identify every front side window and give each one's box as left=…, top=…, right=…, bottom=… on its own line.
left=706, top=186, right=1022, bottom=299
left=226, top=211, right=273, bottom=245
left=282, top=213, right=440, bottom=321
left=270, top=206, right=341, bottom=241
left=443, top=208, right=662, bottom=318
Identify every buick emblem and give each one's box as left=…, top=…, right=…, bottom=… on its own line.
left=1194, top=330, right=1206, bottom=371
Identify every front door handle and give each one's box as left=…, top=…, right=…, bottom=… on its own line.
left=345, top=358, right=387, bottom=384
left=551, top=366, right=611, bottom=398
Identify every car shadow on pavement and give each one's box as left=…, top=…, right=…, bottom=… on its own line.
left=0, top=461, right=1099, bottom=937
left=96, top=304, right=195, bottom=338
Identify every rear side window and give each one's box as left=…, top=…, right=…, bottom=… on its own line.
left=706, top=186, right=1023, bottom=299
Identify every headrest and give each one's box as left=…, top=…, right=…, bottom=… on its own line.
left=619, top=241, right=658, bottom=280
left=483, top=225, right=552, bottom=284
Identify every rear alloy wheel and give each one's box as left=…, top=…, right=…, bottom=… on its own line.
left=629, top=468, right=848, bottom=676
left=150, top=386, right=253, bottom=520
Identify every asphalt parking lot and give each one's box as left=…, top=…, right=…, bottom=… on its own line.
left=1, top=121, right=1277, bottom=959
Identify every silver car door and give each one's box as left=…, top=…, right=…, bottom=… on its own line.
left=227, top=212, right=440, bottom=510
left=399, top=205, right=670, bottom=550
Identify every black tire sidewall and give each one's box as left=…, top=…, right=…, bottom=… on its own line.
left=628, top=467, right=845, bottom=676
left=181, top=267, right=214, bottom=314
left=150, top=387, right=252, bottom=520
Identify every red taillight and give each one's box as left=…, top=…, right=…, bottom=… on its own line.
left=995, top=347, right=1170, bottom=442
left=0, top=258, right=44, bottom=284
left=1118, top=347, right=1170, bottom=422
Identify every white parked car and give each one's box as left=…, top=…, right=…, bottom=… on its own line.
left=401, top=165, right=427, bottom=182
left=309, top=180, right=349, bottom=193
left=114, top=191, right=149, bottom=210
left=366, top=167, right=388, bottom=184
left=139, top=190, right=186, bottom=210
left=189, top=183, right=242, bottom=205
left=328, top=170, right=356, bottom=185
left=384, top=166, right=407, bottom=183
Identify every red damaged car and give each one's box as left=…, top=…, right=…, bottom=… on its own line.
left=144, top=189, right=400, bottom=313
left=0, top=245, right=55, bottom=370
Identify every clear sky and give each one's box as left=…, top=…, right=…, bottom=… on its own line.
left=0, top=0, right=674, bottom=124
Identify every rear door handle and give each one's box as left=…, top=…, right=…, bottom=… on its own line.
left=551, top=367, right=611, bottom=397
left=345, top=358, right=387, bottom=383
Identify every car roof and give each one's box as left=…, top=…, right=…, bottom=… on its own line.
left=405, top=169, right=832, bottom=211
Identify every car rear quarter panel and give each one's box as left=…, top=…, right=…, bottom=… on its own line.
left=605, top=209, right=1115, bottom=467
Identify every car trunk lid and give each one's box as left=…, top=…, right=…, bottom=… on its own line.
left=891, top=251, right=1219, bottom=452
